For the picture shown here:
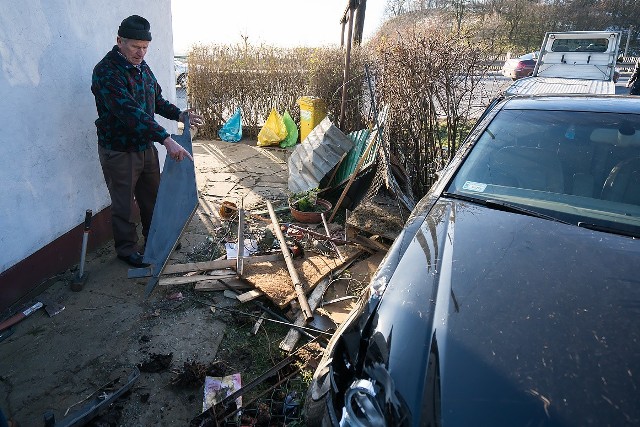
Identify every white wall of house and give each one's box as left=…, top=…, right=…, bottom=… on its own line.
left=0, top=1, right=177, bottom=272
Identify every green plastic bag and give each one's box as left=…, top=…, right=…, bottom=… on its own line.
left=280, top=110, right=299, bottom=148
left=257, top=108, right=287, bottom=147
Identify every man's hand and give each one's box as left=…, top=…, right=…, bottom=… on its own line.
left=163, top=136, right=193, bottom=162
left=179, top=109, right=204, bottom=127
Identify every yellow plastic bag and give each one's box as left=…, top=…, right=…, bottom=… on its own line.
left=257, top=108, right=287, bottom=147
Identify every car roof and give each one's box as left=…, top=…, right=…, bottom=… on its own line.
left=519, top=52, right=538, bottom=60
left=499, top=94, right=640, bottom=114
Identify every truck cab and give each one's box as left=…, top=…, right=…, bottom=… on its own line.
left=505, top=31, right=621, bottom=96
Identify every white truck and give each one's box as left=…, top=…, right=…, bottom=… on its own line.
left=505, top=31, right=621, bottom=96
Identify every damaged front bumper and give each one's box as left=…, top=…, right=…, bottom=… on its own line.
left=307, top=289, right=413, bottom=426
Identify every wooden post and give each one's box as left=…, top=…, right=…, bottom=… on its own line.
left=236, top=207, right=245, bottom=276
left=266, top=201, right=314, bottom=322
left=339, top=2, right=355, bottom=131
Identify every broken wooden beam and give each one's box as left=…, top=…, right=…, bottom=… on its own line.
left=236, top=289, right=264, bottom=303
left=128, top=253, right=283, bottom=278
left=266, top=200, right=314, bottom=322
left=159, top=272, right=236, bottom=286
left=194, top=280, right=251, bottom=292
left=279, top=251, right=361, bottom=352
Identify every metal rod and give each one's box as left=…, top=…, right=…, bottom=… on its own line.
left=215, top=279, right=316, bottom=339
left=285, top=223, right=347, bottom=244
left=321, top=213, right=345, bottom=262
left=207, top=303, right=329, bottom=336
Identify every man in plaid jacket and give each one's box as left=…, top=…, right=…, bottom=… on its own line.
left=92, top=15, right=203, bottom=267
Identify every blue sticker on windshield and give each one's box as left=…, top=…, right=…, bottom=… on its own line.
left=463, top=181, right=487, bottom=192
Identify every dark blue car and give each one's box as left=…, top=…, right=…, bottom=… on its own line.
left=305, top=95, right=640, bottom=426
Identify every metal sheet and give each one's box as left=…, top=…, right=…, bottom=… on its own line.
left=142, top=117, right=199, bottom=298
left=329, top=106, right=389, bottom=188
left=287, top=117, right=354, bottom=193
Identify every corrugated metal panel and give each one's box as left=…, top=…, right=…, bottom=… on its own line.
left=505, top=77, right=615, bottom=96
left=328, top=105, right=390, bottom=188
left=287, top=117, right=354, bottom=193
left=330, top=129, right=371, bottom=186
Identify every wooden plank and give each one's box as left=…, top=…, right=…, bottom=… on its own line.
left=162, top=253, right=282, bottom=275
left=194, top=280, right=251, bottom=292
left=159, top=273, right=236, bottom=286
left=350, top=235, right=390, bottom=252
left=163, top=259, right=235, bottom=275
left=251, top=313, right=267, bottom=335
left=236, top=289, right=264, bottom=303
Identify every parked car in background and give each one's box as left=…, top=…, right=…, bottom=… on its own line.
left=501, top=52, right=538, bottom=80
left=174, top=58, right=188, bottom=87
left=305, top=94, right=640, bottom=426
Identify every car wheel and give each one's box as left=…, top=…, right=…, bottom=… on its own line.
left=304, top=383, right=333, bottom=427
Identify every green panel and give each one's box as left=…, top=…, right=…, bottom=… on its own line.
left=329, top=129, right=371, bottom=187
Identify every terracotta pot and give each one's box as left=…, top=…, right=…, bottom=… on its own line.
left=289, top=198, right=332, bottom=223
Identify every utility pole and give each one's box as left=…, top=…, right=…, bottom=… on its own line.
left=624, top=25, right=633, bottom=57
left=339, top=0, right=357, bottom=131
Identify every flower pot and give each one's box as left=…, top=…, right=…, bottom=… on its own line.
left=289, top=198, right=332, bottom=223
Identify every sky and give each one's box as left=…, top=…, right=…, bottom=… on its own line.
left=171, top=0, right=387, bottom=55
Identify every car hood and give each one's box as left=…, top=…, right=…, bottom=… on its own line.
left=359, top=197, right=640, bottom=426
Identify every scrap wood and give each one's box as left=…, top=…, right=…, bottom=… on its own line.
left=163, top=259, right=235, bottom=275
left=214, top=281, right=316, bottom=341
left=128, top=253, right=283, bottom=278
left=194, top=278, right=251, bottom=292
left=266, top=200, right=313, bottom=321
left=159, top=272, right=236, bottom=286
left=241, top=245, right=362, bottom=309
left=279, top=251, right=362, bottom=352
left=236, top=289, right=264, bottom=303
left=206, top=305, right=329, bottom=337
left=350, top=234, right=391, bottom=252
left=251, top=313, right=266, bottom=335
left=320, top=250, right=387, bottom=326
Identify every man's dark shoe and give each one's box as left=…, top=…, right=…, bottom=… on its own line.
left=117, top=252, right=150, bottom=268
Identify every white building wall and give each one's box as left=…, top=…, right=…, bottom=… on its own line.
left=0, top=0, right=177, bottom=272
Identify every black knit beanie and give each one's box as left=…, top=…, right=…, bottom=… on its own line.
left=118, top=15, right=152, bottom=41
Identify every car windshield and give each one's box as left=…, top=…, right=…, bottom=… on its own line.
left=446, top=108, right=640, bottom=236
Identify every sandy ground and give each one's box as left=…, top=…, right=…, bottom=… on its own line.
left=0, top=138, right=401, bottom=426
